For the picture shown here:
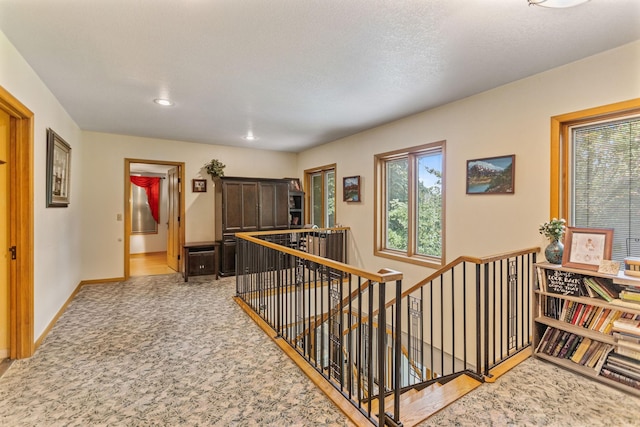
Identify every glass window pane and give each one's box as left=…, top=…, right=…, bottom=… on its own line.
left=572, top=117, right=640, bottom=262
left=416, top=152, right=442, bottom=257
left=326, top=170, right=335, bottom=227
left=311, top=173, right=323, bottom=227
left=131, top=184, right=158, bottom=234
left=386, top=158, right=408, bottom=251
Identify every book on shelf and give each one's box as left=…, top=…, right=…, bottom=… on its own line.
left=583, top=277, right=617, bottom=302
left=610, top=298, right=640, bottom=311
left=620, top=289, right=640, bottom=303
left=601, top=367, right=640, bottom=388
left=570, top=337, right=593, bottom=363
left=558, top=334, right=579, bottom=359
left=612, top=318, right=640, bottom=334
left=617, top=339, right=640, bottom=353
left=616, top=346, right=640, bottom=361
left=551, top=331, right=571, bottom=357
left=607, top=352, right=640, bottom=372
left=613, top=331, right=640, bottom=345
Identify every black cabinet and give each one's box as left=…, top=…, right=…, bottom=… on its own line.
left=184, top=241, right=219, bottom=281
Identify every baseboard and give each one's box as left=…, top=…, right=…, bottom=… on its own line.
left=34, top=276, right=123, bottom=351
left=0, top=349, right=8, bottom=359
left=79, top=277, right=125, bottom=285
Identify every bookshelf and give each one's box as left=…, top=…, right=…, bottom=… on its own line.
left=533, top=262, right=640, bottom=397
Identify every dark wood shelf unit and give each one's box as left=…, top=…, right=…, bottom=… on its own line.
left=215, top=177, right=292, bottom=276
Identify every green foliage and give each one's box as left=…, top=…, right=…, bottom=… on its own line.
left=385, top=158, right=442, bottom=257
left=204, top=159, right=225, bottom=178
left=539, top=218, right=566, bottom=242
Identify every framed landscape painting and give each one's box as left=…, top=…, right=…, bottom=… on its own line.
left=343, top=175, right=361, bottom=202
left=466, top=154, right=515, bottom=195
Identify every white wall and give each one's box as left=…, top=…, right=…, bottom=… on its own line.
left=79, top=132, right=298, bottom=280
left=298, top=41, right=640, bottom=287
left=0, top=29, right=84, bottom=339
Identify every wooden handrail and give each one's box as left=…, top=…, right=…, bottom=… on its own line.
left=398, top=246, right=540, bottom=301
left=236, top=230, right=403, bottom=283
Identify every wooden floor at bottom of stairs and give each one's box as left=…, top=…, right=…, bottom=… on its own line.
left=373, top=348, right=531, bottom=426
left=372, top=374, right=482, bottom=427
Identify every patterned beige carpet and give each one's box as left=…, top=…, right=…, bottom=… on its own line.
left=0, top=273, right=639, bottom=426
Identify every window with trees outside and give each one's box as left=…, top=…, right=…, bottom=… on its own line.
left=375, top=141, right=445, bottom=267
left=551, top=99, right=640, bottom=264
left=305, top=164, right=336, bottom=228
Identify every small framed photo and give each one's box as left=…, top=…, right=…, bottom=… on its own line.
left=562, top=226, right=614, bottom=271
left=46, top=128, right=71, bottom=207
left=287, top=178, right=302, bottom=192
left=466, top=154, right=515, bottom=194
left=343, top=175, right=361, bottom=202
left=192, top=179, right=207, bottom=193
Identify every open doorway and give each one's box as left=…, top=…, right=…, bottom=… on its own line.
left=124, top=159, right=185, bottom=279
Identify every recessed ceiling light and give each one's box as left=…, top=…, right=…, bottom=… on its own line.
left=154, top=98, right=174, bottom=106
left=244, top=133, right=257, bottom=141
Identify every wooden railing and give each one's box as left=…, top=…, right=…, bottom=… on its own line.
left=235, top=228, right=538, bottom=426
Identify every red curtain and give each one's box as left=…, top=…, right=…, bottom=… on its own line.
left=130, top=176, right=161, bottom=223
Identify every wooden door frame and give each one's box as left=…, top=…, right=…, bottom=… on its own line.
left=124, top=159, right=185, bottom=279
left=0, top=86, right=34, bottom=359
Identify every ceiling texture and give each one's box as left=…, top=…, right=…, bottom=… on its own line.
left=0, top=0, right=639, bottom=152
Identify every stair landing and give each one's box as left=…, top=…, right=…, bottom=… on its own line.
left=375, top=374, right=482, bottom=427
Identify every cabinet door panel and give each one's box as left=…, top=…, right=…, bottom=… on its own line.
left=223, top=182, right=244, bottom=232
left=259, top=182, right=276, bottom=230
left=241, top=183, right=259, bottom=231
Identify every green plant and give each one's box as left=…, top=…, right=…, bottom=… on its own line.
left=204, top=159, right=225, bottom=178
left=539, top=218, right=566, bottom=242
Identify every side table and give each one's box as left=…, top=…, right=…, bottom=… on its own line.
left=183, top=241, right=220, bottom=282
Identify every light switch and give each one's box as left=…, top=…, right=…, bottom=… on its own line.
left=116, top=213, right=122, bottom=221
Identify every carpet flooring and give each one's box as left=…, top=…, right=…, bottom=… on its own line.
left=0, top=273, right=639, bottom=426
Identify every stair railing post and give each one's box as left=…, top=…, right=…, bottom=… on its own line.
left=475, top=263, right=481, bottom=377
left=377, top=280, right=386, bottom=425
left=393, top=279, right=402, bottom=423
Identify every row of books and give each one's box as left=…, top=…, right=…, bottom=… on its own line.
left=601, top=317, right=640, bottom=389
left=543, top=296, right=623, bottom=334
left=535, top=327, right=613, bottom=370
left=583, top=277, right=619, bottom=302
left=610, top=283, right=640, bottom=310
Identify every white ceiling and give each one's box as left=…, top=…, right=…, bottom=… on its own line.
left=0, top=1, right=639, bottom=152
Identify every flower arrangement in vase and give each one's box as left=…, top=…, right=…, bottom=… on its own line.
left=539, top=218, right=566, bottom=264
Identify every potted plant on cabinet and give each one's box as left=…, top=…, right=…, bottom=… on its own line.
left=204, top=159, right=225, bottom=179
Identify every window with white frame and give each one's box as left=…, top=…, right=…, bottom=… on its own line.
left=305, top=165, right=336, bottom=228
left=375, top=141, right=445, bottom=267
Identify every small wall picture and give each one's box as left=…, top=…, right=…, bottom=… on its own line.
left=46, top=128, right=71, bottom=207
left=192, top=179, right=207, bottom=193
left=343, top=175, right=361, bottom=202
left=466, top=154, right=515, bottom=195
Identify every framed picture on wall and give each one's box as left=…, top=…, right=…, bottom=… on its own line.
left=46, top=128, right=71, bottom=207
left=466, top=154, right=515, bottom=195
left=343, top=175, right=361, bottom=202
left=192, top=179, right=207, bottom=193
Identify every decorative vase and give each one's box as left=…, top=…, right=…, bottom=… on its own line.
left=545, top=239, right=564, bottom=264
